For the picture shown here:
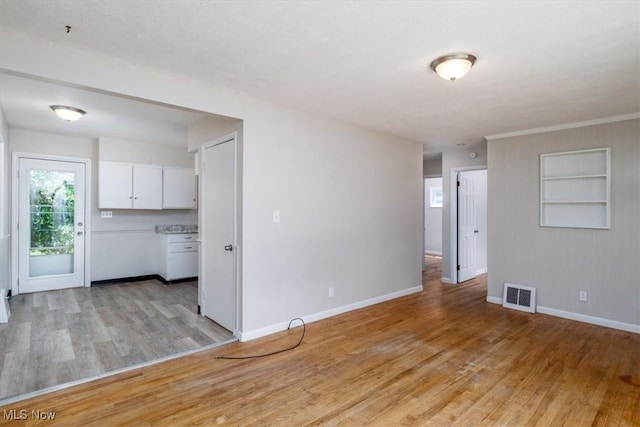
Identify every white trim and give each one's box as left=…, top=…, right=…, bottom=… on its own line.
left=0, top=286, right=9, bottom=323
left=425, top=250, right=442, bottom=256
left=536, top=306, right=640, bottom=334
left=0, top=337, right=237, bottom=406
left=485, top=296, right=639, bottom=334
left=476, top=267, right=487, bottom=275
left=486, top=296, right=502, bottom=305
left=11, top=152, right=92, bottom=294
left=485, top=112, right=640, bottom=141
left=238, top=285, right=424, bottom=342
left=440, top=278, right=455, bottom=284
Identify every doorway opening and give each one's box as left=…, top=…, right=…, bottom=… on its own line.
left=424, top=177, right=443, bottom=273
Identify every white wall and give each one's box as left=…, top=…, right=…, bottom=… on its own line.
left=188, top=116, right=242, bottom=152
left=487, top=118, right=640, bottom=331
left=441, top=147, right=488, bottom=282
left=99, top=137, right=195, bottom=167
left=424, top=177, right=443, bottom=255
left=0, top=108, right=10, bottom=322
left=423, top=157, right=442, bottom=177
left=0, top=31, right=424, bottom=338
left=9, top=128, right=198, bottom=283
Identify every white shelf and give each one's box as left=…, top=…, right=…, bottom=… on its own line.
left=542, top=174, right=607, bottom=181
left=540, top=148, right=610, bottom=229
left=541, top=200, right=607, bottom=204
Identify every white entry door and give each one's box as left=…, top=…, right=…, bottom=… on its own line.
left=457, top=171, right=478, bottom=282
left=201, top=137, right=236, bottom=332
left=18, top=158, right=86, bottom=293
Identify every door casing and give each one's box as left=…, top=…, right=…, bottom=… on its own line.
left=11, top=152, right=92, bottom=294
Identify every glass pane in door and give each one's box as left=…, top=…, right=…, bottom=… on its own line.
left=28, top=169, right=75, bottom=277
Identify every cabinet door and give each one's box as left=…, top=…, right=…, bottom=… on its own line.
left=163, top=167, right=197, bottom=209
left=133, top=165, right=163, bottom=210
left=167, top=252, right=198, bottom=280
left=98, top=162, right=133, bottom=208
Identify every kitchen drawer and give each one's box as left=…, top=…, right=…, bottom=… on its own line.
left=169, top=242, right=198, bottom=253
left=168, top=234, right=198, bottom=243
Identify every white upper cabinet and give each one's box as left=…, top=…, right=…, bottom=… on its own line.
left=163, top=167, right=197, bottom=209
left=133, top=165, right=163, bottom=209
left=99, top=162, right=163, bottom=210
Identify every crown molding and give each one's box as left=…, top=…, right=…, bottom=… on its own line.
left=485, top=112, right=640, bottom=141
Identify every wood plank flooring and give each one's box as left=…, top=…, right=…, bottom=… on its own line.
left=1, top=257, right=638, bottom=425
left=0, top=280, right=234, bottom=401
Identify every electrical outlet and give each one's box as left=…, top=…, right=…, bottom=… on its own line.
left=329, top=287, right=334, bottom=298
left=100, top=211, right=113, bottom=219
left=579, top=291, right=587, bottom=302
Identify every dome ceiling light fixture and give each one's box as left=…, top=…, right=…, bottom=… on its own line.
left=430, top=52, right=477, bottom=81
left=50, top=105, right=86, bottom=122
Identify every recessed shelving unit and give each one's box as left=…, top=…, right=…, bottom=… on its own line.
left=540, top=147, right=610, bottom=229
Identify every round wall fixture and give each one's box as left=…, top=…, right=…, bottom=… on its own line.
left=469, top=152, right=477, bottom=159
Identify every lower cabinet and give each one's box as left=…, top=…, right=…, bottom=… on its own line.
left=159, top=233, right=198, bottom=281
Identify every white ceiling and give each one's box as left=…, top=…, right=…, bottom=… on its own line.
left=0, top=1, right=639, bottom=154
left=0, top=72, right=209, bottom=147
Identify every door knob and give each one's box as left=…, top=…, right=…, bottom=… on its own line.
left=224, top=245, right=233, bottom=251
left=474, top=230, right=479, bottom=234
left=77, top=231, right=83, bottom=236
left=77, top=222, right=83, bottom=226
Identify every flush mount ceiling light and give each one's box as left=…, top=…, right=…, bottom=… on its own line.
left=430, top=53, right=477, bottom=81
left=50, top=105, right=86, bottom=122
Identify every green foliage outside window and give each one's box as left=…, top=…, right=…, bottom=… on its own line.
left=29, top=170, right=75, bottom=256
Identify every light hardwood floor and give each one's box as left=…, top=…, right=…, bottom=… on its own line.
left=0, top=280, right=234, bottom=401
left=0, top=257, right=638, bottom=425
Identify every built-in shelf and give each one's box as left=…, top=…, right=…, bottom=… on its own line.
left=540, top=148, right=610, bottom=229
left=541, top=200, right=607, bottom=204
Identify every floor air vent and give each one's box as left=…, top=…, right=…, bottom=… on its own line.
left=503, top=283, right=536, bottom=313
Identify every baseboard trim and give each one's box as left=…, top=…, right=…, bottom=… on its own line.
left=91, top=275, right=197, bottom=286
left=425, top=251, right=442, bottom=256
left=485, top=296, right=639, bottom=334
left=91, top=275, right=160, bottom=286
left=486, top=296, right=502, bottom=305
left=536, top=306, right=640, bottom=334
left=441, top=278, right=455, bottom=284
left=238, top=285, right=424, bottom=342
left=476, top=267, right=488, bottom=275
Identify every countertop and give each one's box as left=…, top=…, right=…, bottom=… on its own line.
left=155, top=224, right=198, bottom=234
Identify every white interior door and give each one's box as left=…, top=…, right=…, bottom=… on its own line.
left=201, top=138, right=236, bottom=331
left=18, top=158, right=86, bottom=293
left=457, top=171, right=477, bottom=282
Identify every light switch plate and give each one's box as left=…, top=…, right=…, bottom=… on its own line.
left=101, top=211, right=113, bottom=219
left=273, top=210, right=280, bottom=223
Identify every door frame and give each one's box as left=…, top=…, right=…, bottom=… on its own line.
left=448, top=165, right=486, bottom=284
left=11, top=152, right=92, bottom=295
left=198, top=132, right=242, bottom=338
